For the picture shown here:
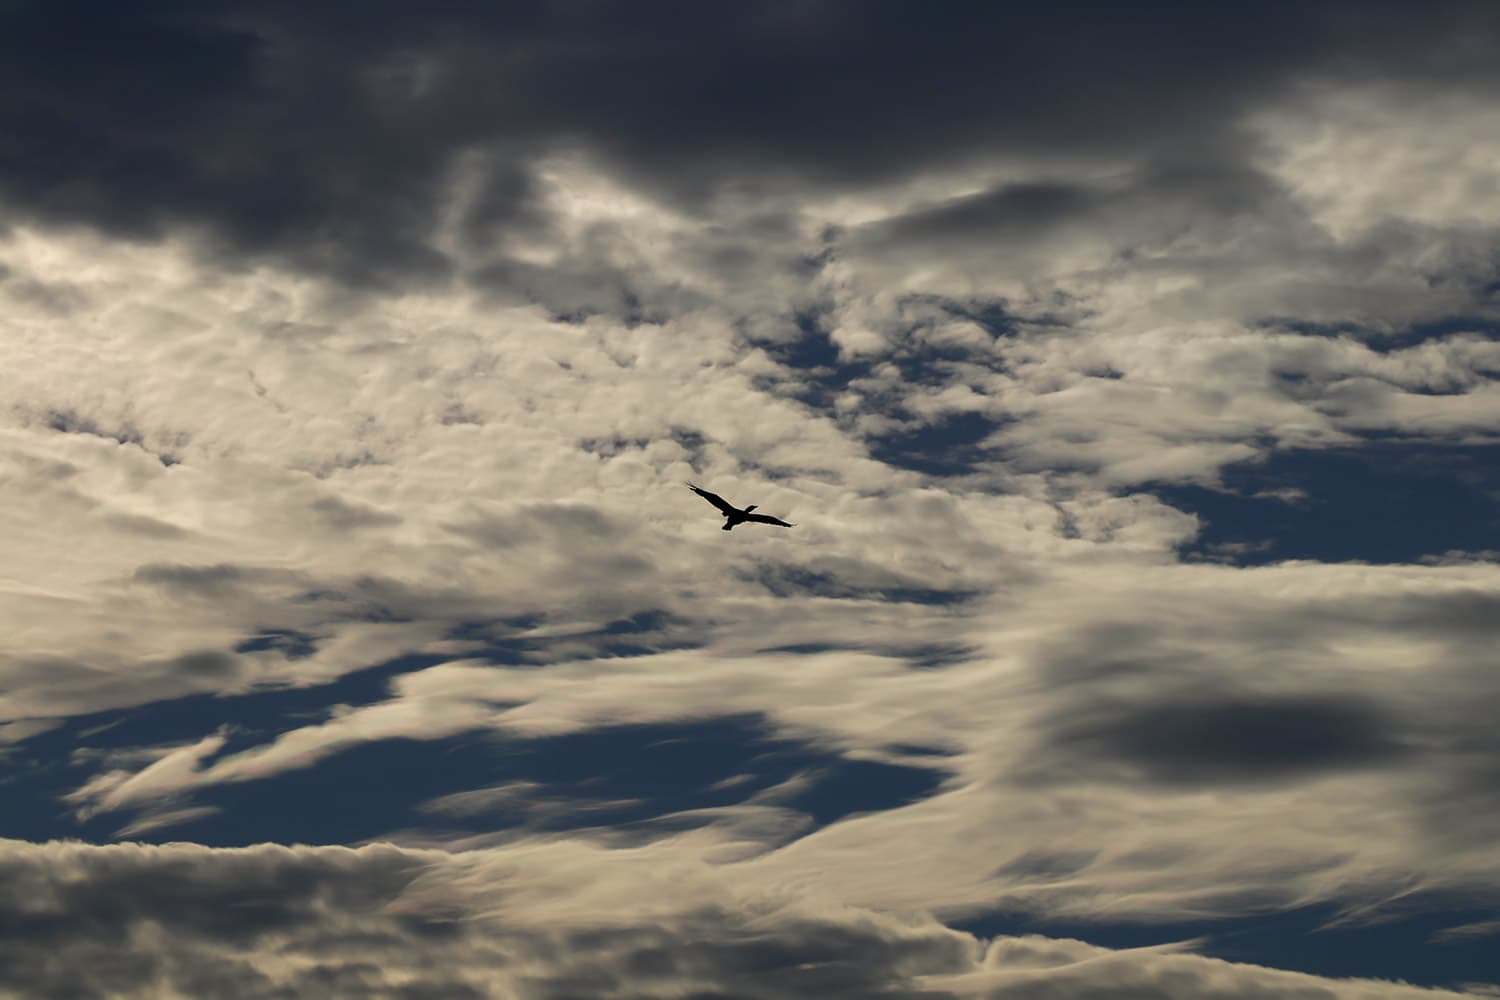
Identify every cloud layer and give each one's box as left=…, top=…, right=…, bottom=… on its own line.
left=0, top=839, right=1481, bottom=999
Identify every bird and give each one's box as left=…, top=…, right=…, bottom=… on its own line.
left=686, top=483, right=795, bottom=531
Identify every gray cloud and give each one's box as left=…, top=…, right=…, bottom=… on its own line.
left=1039, top=692, right=1410, bottom=786
left=0, top=840, right=1474, bottom=999
left=861, top=166, right=1298, bottom=261
left=0, top=839, right=973, bottom=999
left=5, top=2, right=1500, bottom=285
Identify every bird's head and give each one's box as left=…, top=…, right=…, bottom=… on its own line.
left=745, top=504, right=758, bottom=512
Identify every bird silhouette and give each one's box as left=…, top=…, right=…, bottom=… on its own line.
left=686, top=483, right=794, bottom=530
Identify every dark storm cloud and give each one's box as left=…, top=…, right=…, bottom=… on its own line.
left=6, top=1, right=1500, bottom=282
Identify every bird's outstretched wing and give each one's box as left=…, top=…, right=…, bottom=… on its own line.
left=744, top=513, right=794, bottom=527
left=686, top=482, right=736, bottom=515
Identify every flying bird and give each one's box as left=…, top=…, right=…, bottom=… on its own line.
left=686, top=483, right=794, bottom=531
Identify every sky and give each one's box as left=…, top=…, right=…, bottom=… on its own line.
left=3, top=1, right=1500, bottom=996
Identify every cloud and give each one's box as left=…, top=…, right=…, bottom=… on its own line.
left=66, top=729, right=231, bottom=819
left=9, top=192, right=1500, bottom=957
left=4, top=4, right=1500, bottom=993
left=0, top=837, right=974, bottom=998
left=0, top=839, right=1478, bottom=999
left=940, top=934, right=1478, bottom=999
left=5, top=3, right=1500, bottom=285
left=1430, top=919, right=1500, bottom=945
left=112, top=806, right=223, bottom=839
left=43, top=559, right=1500, bottom=941
left=1037, top=692, right=1410, bottom=786
left=1253, top=83, right=1500, bottom=241
left=417, top=779, right=642, bottom=822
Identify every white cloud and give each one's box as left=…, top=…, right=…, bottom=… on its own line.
left=112, top=806, right=223, bottom=839
left=64, top=730, right=228, bottom=819
left=1253, top=83, right=1500, bottom=241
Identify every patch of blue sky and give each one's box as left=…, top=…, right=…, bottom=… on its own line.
left=1153, top=442, right=1500, bottom=565
left=0, top=609, right=713, bottom=842
left=955, top=901, right=1500, bottom=991
left=6, top=712, right=949, bottom=848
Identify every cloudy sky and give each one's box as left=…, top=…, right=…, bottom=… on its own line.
left=4, top=1, right=1500, bottom=996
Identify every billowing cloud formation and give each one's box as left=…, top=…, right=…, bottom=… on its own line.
left=0, top=839, right=1478, bottom=999
left=4, top=1, right=1500, bottom=287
